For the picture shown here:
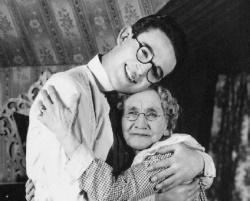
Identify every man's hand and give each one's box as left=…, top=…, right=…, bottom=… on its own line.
left=25, top=179, right=35, bottom=201
left=148, top=143, right=204, bottom=191
left=156, top=179, right=200, bottom=201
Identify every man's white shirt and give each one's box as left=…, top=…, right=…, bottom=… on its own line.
left=26, top=55, right=114, bottom=201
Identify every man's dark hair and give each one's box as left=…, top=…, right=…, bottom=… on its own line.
left=132, top=14, right=187, bottom=71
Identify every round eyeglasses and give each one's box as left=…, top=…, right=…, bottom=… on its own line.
left=134, top=37, right=164, bottom=84
left=125, top=111, right=161, bottom=121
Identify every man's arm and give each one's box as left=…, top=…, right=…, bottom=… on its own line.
left=155, top=180, right=200, bottom=201
left=147, top=139, right=216, bottom=191
left=24, top=177, right=200, bottom=201
left=79, top=153, right=173, bottom=201
left=74, top=137, right=214, bottom=201
left=79, top=150, right=208, bottom=201
left=76, top=138, right=214, bottom=201
left=197, top=151, right=215, bottom=189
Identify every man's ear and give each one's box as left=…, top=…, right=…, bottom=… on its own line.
left=117, top=26, right=133, bottom=45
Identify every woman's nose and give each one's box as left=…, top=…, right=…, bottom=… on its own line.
left=134, top=114, right=148, bottom=129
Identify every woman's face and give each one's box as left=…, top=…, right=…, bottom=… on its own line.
left=122, top=89, right=167, bottom=151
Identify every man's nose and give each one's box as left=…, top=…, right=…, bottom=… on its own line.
left=134, top=114, right=148, bottom=129
left=132, top=63, right=152, bottom=81
left=137, top=63, right=152, bottom=75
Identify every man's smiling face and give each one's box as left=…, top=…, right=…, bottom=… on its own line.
left=103, top=27, right=176, bottom=94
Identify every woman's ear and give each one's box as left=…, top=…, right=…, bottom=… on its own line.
left=117, top=26, right=133, bottom=45
left=163, top=129, right=171, bottom=136
left=163, top=130, right=169, bottom=136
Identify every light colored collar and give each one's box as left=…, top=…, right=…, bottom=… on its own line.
left=87, top=55, right=114, bottom=92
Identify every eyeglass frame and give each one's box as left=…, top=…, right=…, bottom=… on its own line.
left=124, top=111, right=162, bottom=122
left=133, top=36, right=164, bottom=84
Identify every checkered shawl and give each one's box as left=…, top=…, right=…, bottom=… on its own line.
left=79, top=152, right=207, bottom=201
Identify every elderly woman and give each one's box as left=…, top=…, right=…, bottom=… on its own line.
left=75, top=86, right=213, bottom=201
left=27, top=85, right=215, bottom=201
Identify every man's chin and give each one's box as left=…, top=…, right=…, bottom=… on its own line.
left=117, top=85, right=147, bottom=94
left=115, top=85, right=135, bottom=94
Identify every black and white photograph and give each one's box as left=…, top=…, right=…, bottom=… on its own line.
left=0, top=0, right=249, bottom=201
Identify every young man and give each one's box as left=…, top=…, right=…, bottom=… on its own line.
left=26, top=15, right=214, bottom=201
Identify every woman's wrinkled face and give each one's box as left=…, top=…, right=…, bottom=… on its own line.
left=122, top=89, right=167, bottom=151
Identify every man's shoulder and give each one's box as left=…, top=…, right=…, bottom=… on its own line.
left=47, top=64, right=90, bottom=87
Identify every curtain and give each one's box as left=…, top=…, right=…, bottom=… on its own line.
left=208, top=73, right=250, bottom=201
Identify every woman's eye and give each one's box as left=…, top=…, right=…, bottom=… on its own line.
left=127, top=111, right=137, bottom=115
left=147, top=112, right=158, bottom=118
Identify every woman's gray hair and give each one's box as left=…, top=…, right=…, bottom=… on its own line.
left=117, top=85, right=180, bottom=132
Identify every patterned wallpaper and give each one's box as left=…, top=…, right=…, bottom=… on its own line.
left=0, top=0, right=169, bottom=67
left=0, top=0, right=169, bottom=110
left=0, top=65, right=72, bottom=108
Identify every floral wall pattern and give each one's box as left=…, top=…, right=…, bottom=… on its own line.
left=0, top=0, right=169, bottom=108
left=0, top=0, right=169, bottom=67
left=208, top=73, right=250, bottom=201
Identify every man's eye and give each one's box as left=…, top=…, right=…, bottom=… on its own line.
left=152, top=67, right=163, bottom=78
left=141, top=49, right=149, bottom=58
left=139, top=46, right=152, bottom=60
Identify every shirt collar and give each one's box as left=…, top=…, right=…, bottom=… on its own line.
left=87, top=55, right=114, bottom=92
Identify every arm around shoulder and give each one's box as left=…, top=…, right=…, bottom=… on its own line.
left=173, top=134, right=216, bottom=188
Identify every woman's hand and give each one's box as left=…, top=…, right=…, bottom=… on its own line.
left=148, top=143, right=204, bottom=191
left=25, top=179, right=35, bottom=201
left=156, top=179, right=200, bottom=201
left=37, top=85, right=81, bottom=157
left=37, top=85, right=80, bottom=142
